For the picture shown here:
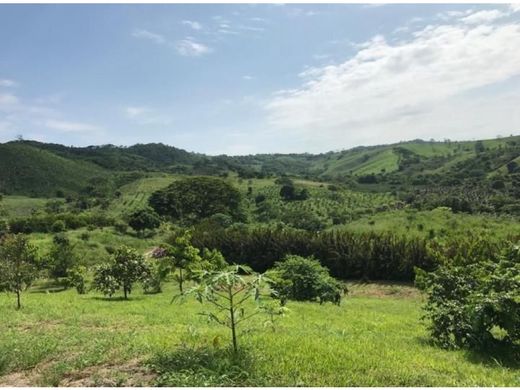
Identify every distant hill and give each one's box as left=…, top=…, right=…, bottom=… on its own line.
left=0, top=135, right=519, bottom=196
left=0, top=142, right=107, bottom=197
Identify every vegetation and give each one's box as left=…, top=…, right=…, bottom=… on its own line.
left=266, top=255, right=344, bottom=305
left=0, top=234, right=39, bottom=309
left=1, top=135, right=520, bottom=385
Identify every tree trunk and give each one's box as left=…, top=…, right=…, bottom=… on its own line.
left=179, top=269, right=184, bottom=294
left=124, top=285, right=128, bottom=300
left=16, top=290, right=21, bottom=310
left=228, top=286, right=238, bottom=353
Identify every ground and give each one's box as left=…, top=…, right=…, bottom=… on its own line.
left=1, top=281, right=518, bottom=387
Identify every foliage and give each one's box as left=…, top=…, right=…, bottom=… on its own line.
left=266, top=255, right=343, bottom=305
left=92, top=246, right=149, bottom=299
left=192, top=226, right=437, bottom=281
left=0, top=234, right=39, bottom=309
left=46, top=234, right=77, bottom=280
left=127, top=207, right=161, bottom=235
left=182, top=265, right=269, bottom=353
left=149, top=177, right=243, bottom=223
left=67, top=265, right=88, bottom=294
left=416, top=243, right=520, bottom=351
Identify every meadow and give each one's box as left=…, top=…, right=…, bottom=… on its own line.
left=1, top=281, right=519, bottom=387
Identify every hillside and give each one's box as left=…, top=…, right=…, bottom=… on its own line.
left=0, top=143, right=107, bottom=197
left=1, top=135, right=519, bottom=197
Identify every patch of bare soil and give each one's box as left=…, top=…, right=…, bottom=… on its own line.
left=346, top=281, right=422, bottom=299
left=0, top=359, right=156, bottom=387
left=59, top=359, right=156, bottom=387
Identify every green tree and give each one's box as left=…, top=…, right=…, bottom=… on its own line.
left=165, top=231, right=204, bottom=294
left=149, top=177, right=243, bottom=223
left=92, top=246, right=149, bottom=299
left=0, top=234, right=39, bottom=309
left=47, top=234, right=76, bottom=280
left=127, top=208, right=161, bottom=236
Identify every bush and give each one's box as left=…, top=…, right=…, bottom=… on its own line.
left=266, top=255, right=343, bottom=305
left=415, top=243, right=520, bottom=350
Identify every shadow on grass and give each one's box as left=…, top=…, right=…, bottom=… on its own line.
left=147, top=344, right=265, bottom=386
left=88, top=296, right=146, bottom=302
left=416, top=336, right=520, bottom=369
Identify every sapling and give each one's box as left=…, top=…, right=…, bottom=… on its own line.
left=181, top=265, right=274, bottom=353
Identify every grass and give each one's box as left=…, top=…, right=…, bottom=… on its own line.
left=0, top=281, right=518, bottom=386
left=341, top=208, right=520, bottom=240
left=1, top=196, right=54, bottom=218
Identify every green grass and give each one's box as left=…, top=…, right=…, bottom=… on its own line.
left=0, top=282, right=518, bottom=386
left=341, top=208, right=520, bottom=239
left=1, top=196, right=54, bottom=218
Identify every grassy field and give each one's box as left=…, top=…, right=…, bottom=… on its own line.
left=341, top=208, right=520, bottom=239
left=1, top=196, right=55, bottom=218
left=0, top=281, right=518, bottom=386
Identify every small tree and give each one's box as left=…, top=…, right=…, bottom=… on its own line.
left=165, top=231, right=204, bottom=294
left=183, top=265, right=268, bottom=353
left=47, top=234, right=77, bottom=281
left=0, top=234, right=39, bottom=309
left=92, top=246, right=149, bottom=299
left=127, top=208, right=161, bottom=236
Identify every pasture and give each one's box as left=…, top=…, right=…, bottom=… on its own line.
left=0, top=281, right=518, bottom=387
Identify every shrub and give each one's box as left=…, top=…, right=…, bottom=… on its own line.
left=67, top=265, right=87, bottom=294
left=47, top=234, right=77, bottom=280
left=416, top=243, right=520, bottom=350
left=266, top=255, right=344, bottom=305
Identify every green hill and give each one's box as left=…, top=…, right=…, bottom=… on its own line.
left=0, top=142, right=107, bottom=197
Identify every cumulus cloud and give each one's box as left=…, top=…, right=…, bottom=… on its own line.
left=132, top=29, right=166, bottom=44
left=45, top=119, right=103, bottom=133
left=175, top=38, right=211, bottom=56
left=265, top=11, right=520, bottom=150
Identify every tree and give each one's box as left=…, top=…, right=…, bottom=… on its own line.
left=127, top=208, right=161, bottom=236
left=266, top=255, right=344, bottom=305
left=474, top=140, right=485, bottom=154
left=92, top=246, right=149, bottom=299
left=0, top=234, right=39, bottom=309
left=47, top=234, right=77, bottom=280
left=149, top=177, right=243, bottom=223
left=165, top=231, right=204, bottom=294
left=182, top=265, right=269, bottom=353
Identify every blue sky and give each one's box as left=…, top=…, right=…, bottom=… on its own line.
left=1, top=3, right=520, bottom=155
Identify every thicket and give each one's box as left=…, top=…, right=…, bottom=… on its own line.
left=191, top=226, right=438, bottom=281
left=8, top=212, right=115, bottom=234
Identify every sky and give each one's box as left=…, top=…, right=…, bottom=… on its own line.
left=1, top=3, right=520, bottom=155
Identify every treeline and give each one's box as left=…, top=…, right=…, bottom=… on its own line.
left=191, top=226, right=520, bottom=282
left=191, top=226, right=434, bottom=281
left=8, top=212, right=115, bottom=234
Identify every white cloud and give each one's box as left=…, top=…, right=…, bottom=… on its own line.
left=266, top=13, right=520, bottom=151
left=123, top=106, right=173, bottom=125
left=242, top=75, right=254, bottom=80
left=461, top=9, right=507, bottom=24
left=0, top=93, right=19, bottom=106
left=182, top=20, right=202, bottom=30
left=511, top=4, right=520, bottom=13
left=0, top=79, right=17, bottom=88
left=175, top=38, right=211, bottom=56
left=132, top=29, right=166, bottom=44
left=45, top=119, right=102, bottom=133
